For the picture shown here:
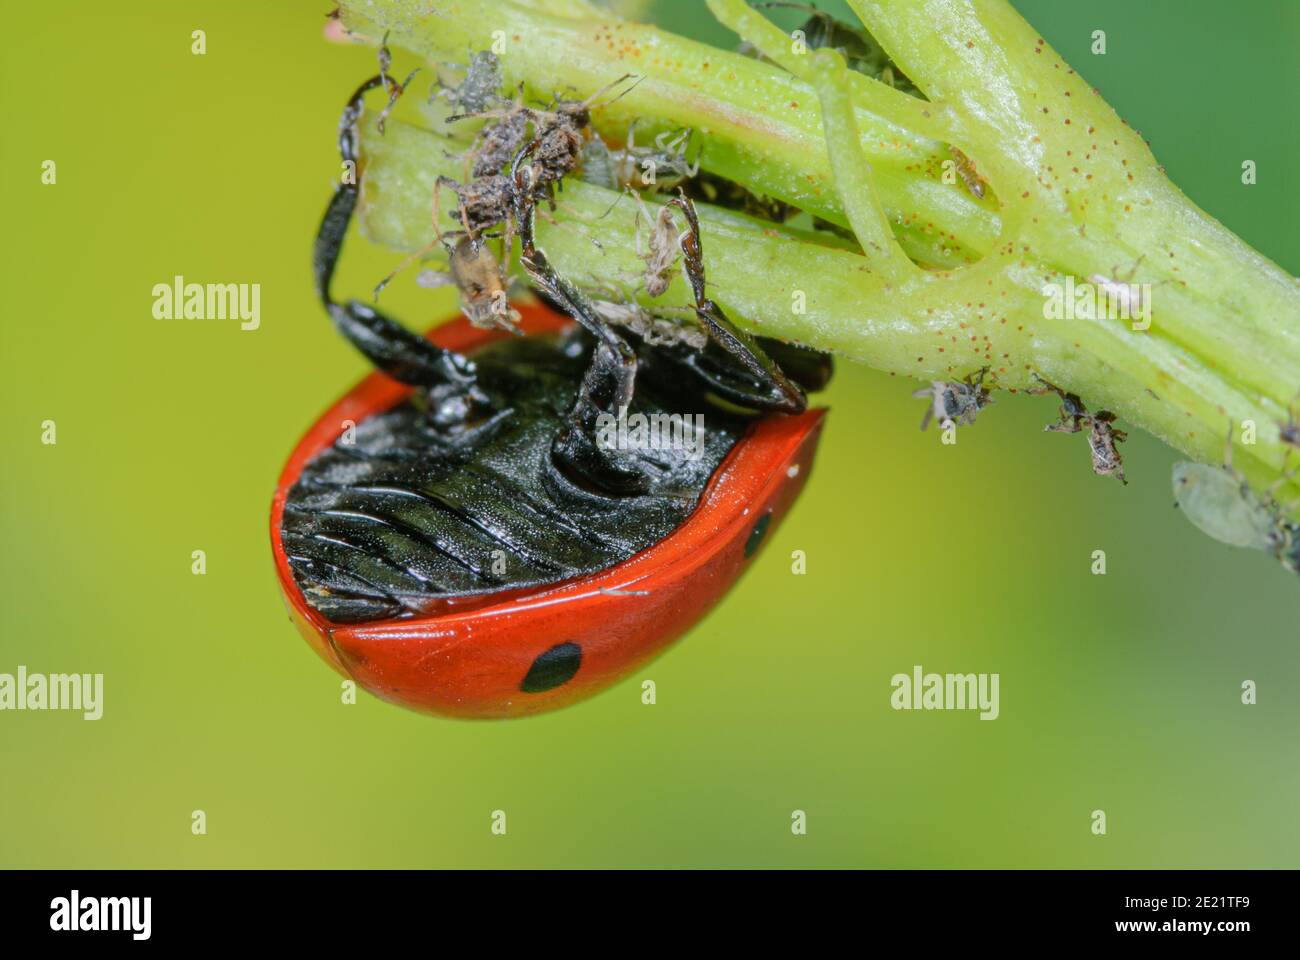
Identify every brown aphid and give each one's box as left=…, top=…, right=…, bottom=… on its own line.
left=439, top=173, right=515, bottom=237
left=1029, top=373, right=1088, bottom=433
left=948, top=146, right=987, bottom=199
left=912, top=367, right=994, bottom=430
left=448, top=82, right=536, bottom=179
left=469, top=104, right=533, bottom=178
left=373, top=175, right=517, bottom=320
left=418, top=236, right=521, bottom=333
left=1087, top=411, right=1127, bottom=484
left=1031, top=374, right=1127, bottom=483
left=452, top=74, right=637, bottom=203
left=524, top=75, right=638, bottom=195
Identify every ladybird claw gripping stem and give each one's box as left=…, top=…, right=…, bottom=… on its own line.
left=315, top=76, right=478, bottom=392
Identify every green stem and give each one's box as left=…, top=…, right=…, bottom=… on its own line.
left=338, top=0, right=1000, bottom=269
left=338, top=0, right=1300, bottom=508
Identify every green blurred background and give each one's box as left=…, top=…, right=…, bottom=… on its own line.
left=2, top=1, right=1297, bottom=868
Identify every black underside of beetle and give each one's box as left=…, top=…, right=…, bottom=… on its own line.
left=282, top=332, right=755, bottom=623
left=283, top=75, right=833, bottom=625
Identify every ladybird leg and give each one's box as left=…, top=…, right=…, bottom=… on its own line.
left=510, top=143, right=657, bottom=495
left=663, top=193, right=806, bottom=413
left=315, top=78, right=478, bottom=392
left=755, top=336, right=834, bottom=392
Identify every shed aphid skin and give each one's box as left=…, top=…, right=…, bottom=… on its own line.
left=581, top=123, right=700, bottom=193
left=947, top=146, right=987, bottom=200
left=434, top=49, right=504, bottom=115
left=588, top=286, right=708, bottom=349
left=633, top=190, right=687, bottom=298
left=1173, top=425, right=1300, bottom=571
left=1030, top=375, right=1128, bottom=484
left=912, top=367, right=993, bottom=431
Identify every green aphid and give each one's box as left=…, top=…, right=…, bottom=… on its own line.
left=1172, top=426, right=1299, bottom=572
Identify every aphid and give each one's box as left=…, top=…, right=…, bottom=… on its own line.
left=948, top=146, right=987, bottom=199
left=589, top=287, right=707, bottom=349
left=415, top=235, right=522, bottom=333
left=1029, top=374, right=1088, bottom=433
left=435, top=172, right=515, bottom=238
left=277, top=75, right=828, bottom=718
left=435, top=50, right=504, bottom=115
left=1173, top=425, right=1298, bottom=569
left=1030, top=375, right=1127, bottom=483
left=912, top=367, right=993, bottom=431
left=440, top=74, right=637, bottom=227
left=501, top=75, right=639, bottom=200
left=1085, top=411, right=1127, bottom=485
left=632, top=191, right=686, bottom=298
left=371, top=71, right=519, bottom=330
left=448, top=83, right=534, bottom=178
left=581, top=123, right=699, bottom=193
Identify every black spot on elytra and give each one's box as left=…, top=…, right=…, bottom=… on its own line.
left=744, top=512, right=772, bottom=558
left=520, top=642, right=582, bottom=693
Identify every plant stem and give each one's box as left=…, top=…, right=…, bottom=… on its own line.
left=338, top=0, right=1300, bottom=507
left=338, top=0, right=1000, bottom=269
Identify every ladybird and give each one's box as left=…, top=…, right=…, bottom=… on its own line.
left=269, top=76, right=832, bottom=719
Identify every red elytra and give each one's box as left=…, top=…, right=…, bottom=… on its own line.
left=270, top=302, right=827, bottom=719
